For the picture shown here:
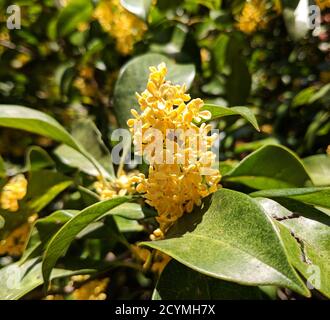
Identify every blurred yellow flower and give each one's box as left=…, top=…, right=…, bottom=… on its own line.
left=72, top=278, right=110, bottom=300
left=0, top=214, right=37, bottom=256
left=94, top=0, right=147, bottom=55
left=316, top=0, right=330, bottom=10
left=237, top=0, right=268, bottom=34
left=0, top=174, right=28, bottom=212
left=128, top=63, right=221, bottom=235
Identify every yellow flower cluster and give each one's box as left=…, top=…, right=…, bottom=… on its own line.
left=94, top=0, right=147, bottom=55
left=316, top=0, right=330, bottom=10
left=237, top=0, right=268, bottom=34
left=72, top=277, right=110, bottom=300
left=131, top=245, right=171, bottom=274
left=73, top=66, right=96, bottom=99
left=0, top=174, right=28, bottom=212
left=0, top=215, right=37, bottom=256
left=94, top=171, right=144, bottom=200
left=128, top=63, right=221, bottom=235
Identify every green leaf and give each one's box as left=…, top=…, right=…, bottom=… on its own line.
left=250, top=187, right=330, bottom=210
left=54, top=145, right=102, bottom=176
left=224, top=144, right=311, bottom=189
left=113, top=53, right=195, bottom=128
left=120, top=0, right=152, bottom=21
left=0, top=105, right=79, bottom=149
left=0, top=258, right=94, bottom=300
left=54, top=118, right=116, bottom=179
left=226, top=37, right=251, bottom=105
left=26, top=170, right=73, bottom=213
left=0, top=155, right=5, bottom=178
left=0, top=105, right=107, bottom=178
left=70, top=119, right=115, bottom=178
left=292, top=86, right=317, bottom=108
left=25, top=146, right=55, bottom=172
left=141, top=189, right=309, bottom=296
left=256, top=198, right=330, bottom=298
left=202, top=104, right=259, bottom=131
left=57, top=0, right=93, bottom=37
left=114, top=216, right=143, bottom=233
left=20, top=210, right=79, bottom=264
left=303, top=154, right=330, bottom=187
left=292, top=84, right=330, bottom=108
left=42, top=196, right=130, bottom=288
left=276, top=221, right=330, bottom=298
left=153, top=259, right=265, bottom=300
left=21, top=202, right=145, bottom=263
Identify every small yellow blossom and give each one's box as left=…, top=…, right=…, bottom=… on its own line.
left=0, top=223, right=29, bottom=256
left=73, top=66, right=96, bottom=99
left=94, top=171, right=144, bottom=200
left=0, top=174, right=28, bottom=212
left=316, top=0, right=330, bottom=10
left=94, top=0, right=147, bottom=55
left=237, top=0, right=268, bottom=34
left=327, top=145, right=330, bottom=155
left=72, top=278, right=110, bottom=300
left=128, top=63, right=221, bottom=234
left=131, top=245, right=171, bottom=275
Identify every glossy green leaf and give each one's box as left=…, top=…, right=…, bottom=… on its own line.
left=54, top=118, right=116, bottom=178
left=70, top=119, right=115, bottom=178
left=54, top=145, right=102, bottom=176
left=256, top=198, right=330, bottom=298
left=57, top=0, right=93, bottom=37
left=0, top=105, right=79, bottom=149
left=250, top=187, right=330, bottom=210
left=120, top=0, right=152, bottom=21
left=0, top=105, right=107, bottom=178
left=141, top=189, right=309, bottom=296
left=113, top=53, right=195, bottom=128
left=303, top=154, right=330, bottom=187
left=224, top=144, right=311, bottom=189
left=276, top=221, right=330, bottom=298
left=20, top=210, right=79, bottom=264
left=0, top=258, right=94, bottom=300
left=153, top=259, right=265, bottom=300
left=42, top=196, right=130, bottom=287
left=202, top=104, right=259, bottom=131
left=114, top=216, right=144, bottom=233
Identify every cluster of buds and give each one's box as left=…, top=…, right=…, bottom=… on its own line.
left=94, top=0, right=147, bottom=55
left=0, top=174, right=27, bottom=212
left=236, top=0, right=268, bottom=34
left=128, top=63, right=221, bottom=236
left=94, top=171, right=144, bottom=200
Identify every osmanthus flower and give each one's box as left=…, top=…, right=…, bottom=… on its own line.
left=316, top=0, right=330, bottom=10
left=0, top=214, right=37, bottom=256
left=127, top=63, right=221, bottom=237
left=71, top=277, right=110, bottom=300
left=94, top=170, right=144, bottom=199
left=44, top=276, right=110, bottom=300
left=0, top=174, right=28, bottom=212
left=236, top=0, right=268, bottom=34
left=94, top=0, right=147, bottom=55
